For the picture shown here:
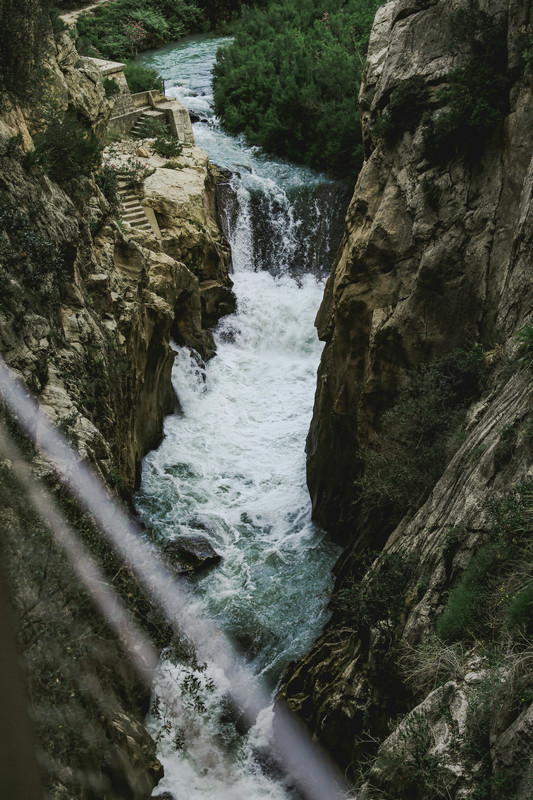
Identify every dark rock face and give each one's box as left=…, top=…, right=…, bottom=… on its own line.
left=163, top=535, right=222, bottom=575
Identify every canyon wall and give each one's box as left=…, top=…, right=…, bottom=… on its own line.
left=282, top=1, right=533, bottom=798
left=0, top=30, right=234, bottom=799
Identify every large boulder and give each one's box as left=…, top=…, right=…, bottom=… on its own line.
left=163, top=535, right=222, bottom=575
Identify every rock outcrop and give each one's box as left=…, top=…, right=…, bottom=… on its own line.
left=282, top=1, right=533, bottom=796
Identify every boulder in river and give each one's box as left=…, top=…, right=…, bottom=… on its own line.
left=163, top=535, right=222, bottom=575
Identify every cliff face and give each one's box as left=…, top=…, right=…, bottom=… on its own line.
left=283, top=1, right=533, bottom=797
left=1, top=39, right=233, bottom=497
left=0, top=31, right=234, bottom=799
left=307, top=0, right=532, bottom=544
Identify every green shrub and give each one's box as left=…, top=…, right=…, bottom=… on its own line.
left=372, top=77, right=428, bottom=145
left=153, top=133, right=183, bottom=158
left=124, top=62, right=164, bottom=93
left=436, top=544, right=499, bottom=642
left=423, top=59, right=508, bottom=159
left=508, top=581, right=533, bottom=635
left=102, top=76, right=120, bottom=97
left=437, top=483, right=533, bottom=643
left=95, top=164, right=121, bottom=212
left=25, top=110, right=102, bottom=183
left=212, top=0, right=381, bottom=177
left=515, top=324, right=533, bottom=363
left=137, top=117, right=168, bottom=137
left=49, top=5, right=68, bottom=33
left=129, top=7, right=169, bottom=39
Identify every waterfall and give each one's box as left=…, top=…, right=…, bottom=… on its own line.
left=135, top=35, right=349, bottom=799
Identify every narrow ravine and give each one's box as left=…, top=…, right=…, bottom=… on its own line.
left=134, top=35, right=349, bottom=798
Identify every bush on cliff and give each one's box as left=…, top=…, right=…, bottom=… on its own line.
left=437, top=481, right=533, bottom=643
left=123, top=62, right=164, bottom=93
left=423, top=0, right=508, bottom=159
left=24, top=109, right=102, bottom=184
left=212, top=0, right=381, bottom=177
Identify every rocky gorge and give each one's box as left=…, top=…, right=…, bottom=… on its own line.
left=1, top=0, right=532, bottom=798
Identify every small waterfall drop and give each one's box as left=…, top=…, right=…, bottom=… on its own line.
left=135, top=35, right=349, bottom=799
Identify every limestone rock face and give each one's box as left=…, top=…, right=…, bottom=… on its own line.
left=282, top=0, right=533, bottom=794
left=108, top=140, right=236, bottom=331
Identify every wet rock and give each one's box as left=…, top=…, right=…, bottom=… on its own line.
left=163, top=535, right=222, bottom=575
left=189, top=110, right=208, bottom=124
left=153, top=793, right=176, bottom=800
left=200, top=280, right=237, bottom=327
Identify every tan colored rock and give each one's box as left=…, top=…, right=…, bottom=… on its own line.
left=143, top=147, right=212, bottom=224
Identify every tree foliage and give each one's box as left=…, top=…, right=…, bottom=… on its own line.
left=123, top=62, right=164, bottom=93
left=25, top=109, right=102, bottom=183
left=212, top=0, right=380, bottom=177
left=75, top=0, right=204, bottom=60
left=0, top=0, right=52, bottom=98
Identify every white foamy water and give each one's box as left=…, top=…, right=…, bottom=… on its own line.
left=137, top=272, right=339, bottom=799
left=135, top=35, right=347, bottom=799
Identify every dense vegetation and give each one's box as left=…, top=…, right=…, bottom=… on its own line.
left=75, top=0, right=204, bottom=60
left=0, top=0, right=52, bottom=98
left=73, top=0, right=246, bottom=60
left=25, top=108, right=102, bottom=182
left=212, top=0, right=380, bottom=177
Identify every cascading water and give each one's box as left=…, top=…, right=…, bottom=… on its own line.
left=135, top=36, right=350, bottom=799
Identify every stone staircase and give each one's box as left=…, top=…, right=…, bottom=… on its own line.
left=117, top=180, right=152, bottom=233
left=130, top=109, right=170, bottom=139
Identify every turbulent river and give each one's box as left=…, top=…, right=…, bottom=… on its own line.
left=135, top=35, right=349, bottom=799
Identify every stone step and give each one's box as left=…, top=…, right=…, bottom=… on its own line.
left=131, top=110, right=170, bottom=138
